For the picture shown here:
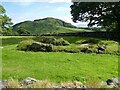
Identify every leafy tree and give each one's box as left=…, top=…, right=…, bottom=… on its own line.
left=0, top=5, right=13, bottom=35
left=17, top=27, right=31, bottom=35
left=71, top=2, right=120, bottom=32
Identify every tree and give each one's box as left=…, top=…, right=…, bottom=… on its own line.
left=17, top=27, right=31, bottom=35
left=70, top=2, right=120, bottom=32
left=0, top=5, right=13, bottom=35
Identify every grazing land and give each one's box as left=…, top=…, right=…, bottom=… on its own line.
left=1, top=36, right=118, bottom=84
left=13, top=17, right=92, bottom=35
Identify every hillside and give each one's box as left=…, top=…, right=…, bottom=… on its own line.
left=13, top=17, right=89, bottom=34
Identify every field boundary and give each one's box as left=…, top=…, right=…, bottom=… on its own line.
left=2, top=32, right=119, bottom=40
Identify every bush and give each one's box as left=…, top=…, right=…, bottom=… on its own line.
left=17, top=29, right=31, bottom=35
left=17, top=39, right=35, bottom=51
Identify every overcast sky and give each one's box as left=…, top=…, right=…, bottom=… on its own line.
left=0, top=0, right=88, bottom=27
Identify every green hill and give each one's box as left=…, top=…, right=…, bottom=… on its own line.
left=13, top=17, right=89, bottom=34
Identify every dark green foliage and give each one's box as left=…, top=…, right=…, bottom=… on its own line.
left=71, top=2, right=120, bottom=32
left=17, top=27, right=31, bottom=35
left=13, top=17, right=76, bottom=34
left=0, top=5, right=13, bottom=35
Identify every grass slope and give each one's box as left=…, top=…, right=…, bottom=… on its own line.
left=13, top=17, right=91, bottom=34
left=1, top=36, right=119, bottom=83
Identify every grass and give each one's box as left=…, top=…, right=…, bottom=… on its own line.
left=51, top=26, right=92, bottom=34
left=1, top=36, right=119, bottom=85
left=1, top=36, right=34, bottom=46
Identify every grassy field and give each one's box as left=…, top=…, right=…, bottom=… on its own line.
left=1, top=36, right=119, bottom=84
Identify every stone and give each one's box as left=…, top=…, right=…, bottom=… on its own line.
left=97, top=45, right=107, bottom=53
left=106, top=78, right=120, bottom=88
left=60, top=81, right=86, bottom=88
left=28, top=42, right=47, bottom=52
left=20, top=77, right=38, bottom=86
left=41, top=38, right=51, bottom=44
left=101, top=78, right=120, bottom=88
left=28, top=42, right=53, bottom=52
left=0, top=80, right=8, bottom=88
left=81, top=47, right=89, bottom=53
left=46, top=44, right=53, bottom=52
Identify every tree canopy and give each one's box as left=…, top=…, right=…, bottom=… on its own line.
left=0, top=5, right=13, bottom=35
left=71, top=2, right=120, bottom=32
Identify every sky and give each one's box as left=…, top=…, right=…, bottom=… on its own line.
left=0, top=0, right=88, bottom=27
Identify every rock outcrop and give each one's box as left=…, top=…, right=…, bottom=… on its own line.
left=28, top=42, right=53, bottom=52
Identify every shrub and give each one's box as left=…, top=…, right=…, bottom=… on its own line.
left=17, top=27, right=31, bottom=35
left=17, top=39, right=35, bottom=51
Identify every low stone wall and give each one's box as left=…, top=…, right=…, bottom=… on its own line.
left=6, top=32, right=119, bottom=40
left=41, top=32, right=119, bottom=40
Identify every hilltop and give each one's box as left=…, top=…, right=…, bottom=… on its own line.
left=13, top=17, right=89, bottom=34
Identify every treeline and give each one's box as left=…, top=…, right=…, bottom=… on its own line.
left=3, top=32, right=119, bottom=40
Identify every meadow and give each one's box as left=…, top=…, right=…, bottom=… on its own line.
left=1, top=36, right=119, bottom=84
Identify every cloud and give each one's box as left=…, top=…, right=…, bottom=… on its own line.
left=19, top=2, right=35, bottom=6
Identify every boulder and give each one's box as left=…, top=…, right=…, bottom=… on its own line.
left=28, top=42, right=45, bottom=51
left=106, top=78, right=120, bottom=88
left=41, top=37, right=70, bottom=46
left=28, top=42, right=53, bottom=52
left=41, top=38, right=51, bottom=44
left=46, top=44, right=53, bottom=52
left=81, top=47, right=89, bottom=53
left=20, top=77, right=40, bottom=87
left=97, top=45, right=107, bottom=53
left=0, top=80, right=8, bottom=88
left=101, top=78, right=120, bottom=88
